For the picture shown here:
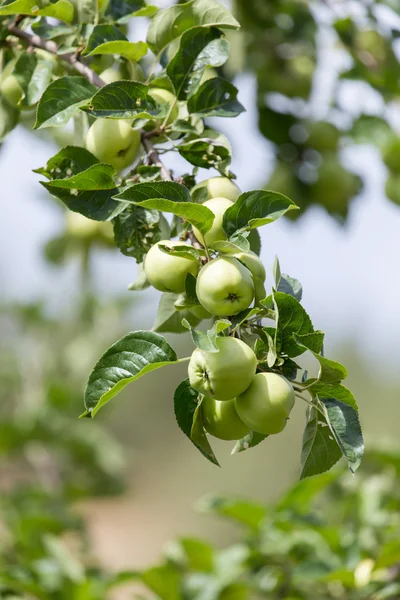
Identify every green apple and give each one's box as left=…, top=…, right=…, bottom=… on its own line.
left=192, top=197, right=233, bottom=247
left=144, top=240, right=199, bottom=293
left=188, top=336, right=257, bottom=401
left=196, top=256, right=254, bottom=316
left=86, top=119, right=141, bottom=171
left=148, top=87, right=179, bottom=125
left=234, top=251, right=266, bottom=282
left=1, top=74, right=23, bottom=107
left=235, top=372, right=295, bottom=435
left=66, top=212, right=114, bottom=247
left=383, top=137, right=400, bottom=174
left=191, top=176, right=241, bottom=203
left=385, top=174, right=400, bottom=205
left=201, top=396, right=250, bottom=441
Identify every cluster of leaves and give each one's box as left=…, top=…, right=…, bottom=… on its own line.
left=0, top=299, right=135, bottom=597
left=2, top=434, right=399, bottom=599
left=232, top=0, right=400, bottom=221
left=128, top=450, right=400, bottom=600
left=0, top=0, right=365, bottom=478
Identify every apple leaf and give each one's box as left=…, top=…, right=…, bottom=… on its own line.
left=0, top=0, right=74, bottom=22
left=231, top=431, right=268, bottom=455
left=179, top=130, right=231, bottom=172
left=300, top=407, right=342, bottom=480
left=34, top=146, right=99, bottom=180
left=146, top=0, right=240, bottom=54
left=153, top=293, right=200, bottom=334
left=320, top=398, right=364, bottom=474
left=13, top=52, right=54, bottom=108
left=40, top=164, right=124, bottom=221
left=81, top=81, right=164, bottom=119
left=34, top=77, right=97, bottom=129
left=223, top=190, right=299, bottom=238
left=167, top=27, right=229, bottom=100
left=174, top=379, right=219, bottom=466
left=114, top=181, right=215, bottom=235
left=113, top=205, right=162, bottom=263
left=182, top=318, right=231, bottom=352
left=273, top=257, right=303, bottom=301
left=83, top=24, right=148, bottom=61
left=82, top=331, right=180, bottom=418
left=188, top=78, right=245, bottom=117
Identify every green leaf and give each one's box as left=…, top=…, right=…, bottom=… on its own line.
left=183, top=318, right=231, bottom=352
left=223, top=190, right=298, bottom=238
left=231, top=431, right=268, bottom=455
left=179, top=129, right=231, bottom=172
left=146, top=0, right=240, bottom=54
left=13, top=52, right=54, bottom=107
left=295, top=337, right=348, bottom=384
left=0, top=96, right=19, bottom=142
left=114, top=181, right=215, bottom=235
left=82, top=81, right=162, bottom=119
left=153, top=293, right=200, bottom=334
left=167, top=27, right=229, bottom=100
left=40, top=164, right=123, bottom=221
left=276, top=471, right=340, bottom=514
left=0, top=0, right=74, bottom=22
left=174, top=538, right=214, bottom=572
left=300, top=407, right=342, bottom=480
left=34, top=77, right=96, bottom=129
left=198, top=495, right=266, bottom=530
left=188, top=77, right=245, bottom=117
left=310, top=382, right=357, bottom=411
left=320, top=398, right=364, bottom=474
left=117, top=4, right=158, bottom=24
left=158, top=243, right=204, bottom=261
left=113, top=205, right=161, bottom=262
left=83, top=24, right=148, bottom=61
left=82, top=331, right=179, bottom=417
left=267, top=291, right=314, bottom=358
left=174, top=379, right=219, bottom=466
left=295, top=331, right=324, bottom=354
left=211, top=237, right=250, bottom=254
left=31, top=19, right=74, bottom=40
left=34, top=146, right=98, bottom=179
left=273, top=259, right=303, bottom=301
left=140, top=564, right=181, bottom=600
left=191, top=401, right=220, bottom=466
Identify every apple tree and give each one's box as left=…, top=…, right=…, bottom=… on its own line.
left=0, top=0, right=364, bottom=479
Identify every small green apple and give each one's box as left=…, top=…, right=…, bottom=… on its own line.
left=1, top=59, right=23, bottom=107
left=235, top=372, right=295, bottom=435
left=86, top=119, right=141, bottom=171
left=145, top=240, right=199, bottom=293
left=192, top=197, right=233, bottom=247
left=196, top=256, right=254, bottom=316
left=201, top=396, right=250, bottom=440
left=66, top=212, right=114, bottom=247
left=191, top=177, right=241, bottom=203
left=148, top=87, right=179, bottom=125
left=188, top=336, right=257, bottom=401
left=234, top=251, right=266, bottom=282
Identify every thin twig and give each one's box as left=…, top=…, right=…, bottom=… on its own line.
left=7, top=22, right=173, bottom=182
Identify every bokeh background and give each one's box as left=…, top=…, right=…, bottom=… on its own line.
left=2, top=0, right=400, bottom=584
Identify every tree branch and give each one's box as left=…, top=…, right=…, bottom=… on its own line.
left=7, top=22, right=173, bottom=182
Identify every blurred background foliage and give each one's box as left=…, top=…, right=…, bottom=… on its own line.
left=2, top=0, right=400, bottom=597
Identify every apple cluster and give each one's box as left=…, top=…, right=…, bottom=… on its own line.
left=143, top=176, right=295, bottom=441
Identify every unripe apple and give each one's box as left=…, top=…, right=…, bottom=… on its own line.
left=192, top=197, right=233, bottom=247
left=234, top=251, right=266, bottom=282
left=191, top=177, right=241, bottom=203
left=383, top=137, right=400, bottom=174
left=86, top=119, right=141, bottom=171
left=196, top=256, right=254, bottom=316
left=188, top=336, right=257, bottom=401
left=144, top=240, right=199, bottom=293
left=148, top=88, right=179, bottom=125
left=235, top=372, right=295, bottom=435
left=1, top=74, right=23, bottom=107
left=201, top=396, right=250, bottom=440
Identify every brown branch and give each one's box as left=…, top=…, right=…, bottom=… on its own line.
left=7, top=21, right=172, bottom=182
